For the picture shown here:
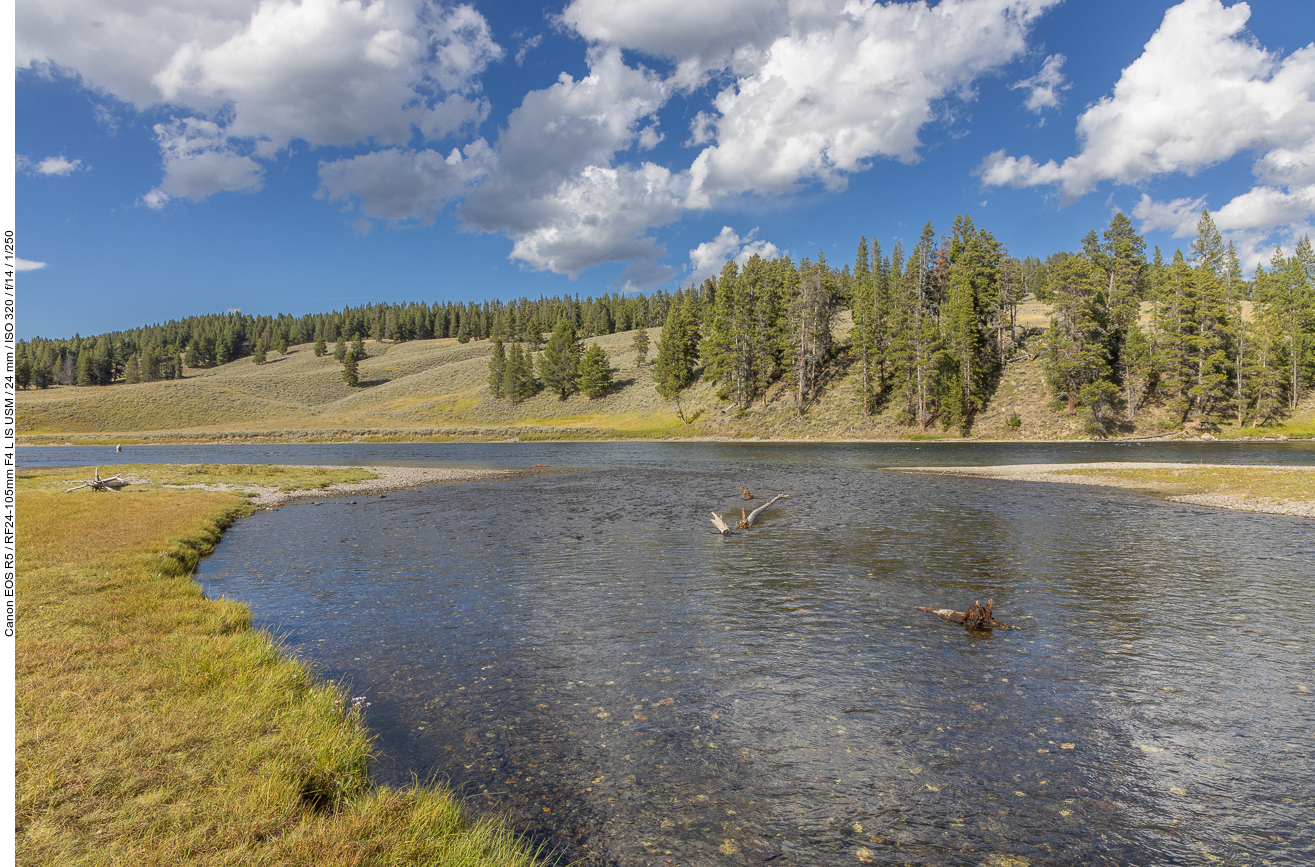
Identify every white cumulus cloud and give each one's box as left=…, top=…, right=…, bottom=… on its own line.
left=19, top=155, right=87, bottom=175
left=317, top=140, right=493, bottom=222
left=1011, top=53, right=1069, bottom=114
left=688, top=226, right=781, bottom=284
left=457, top=48, right=681, bottom=278
left=978, top=0, right=1315, bottom=232
left=683, top=0, right=1059, bottom=205
left=518, top=0, right=1056, bottom=276
left=21, top=0, right=1065, bottom=285
left=563, top=0, right=789, bottom=88
left=142, top=117, right=263, bottom=208
left=16, top=258, right=49, bottom=271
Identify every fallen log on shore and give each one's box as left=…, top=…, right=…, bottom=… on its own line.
left=916, top=598, right=1019, bottom=630
left=65, top=468, right=126, bottom=493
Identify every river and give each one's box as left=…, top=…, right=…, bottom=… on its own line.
left=26, top=442, right=1315, bottom=865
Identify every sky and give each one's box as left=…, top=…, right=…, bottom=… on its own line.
left=13, top=0, right=1315, bottom=340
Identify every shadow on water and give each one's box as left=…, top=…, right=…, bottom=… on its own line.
left=191, top=451, right=1315, bottom=866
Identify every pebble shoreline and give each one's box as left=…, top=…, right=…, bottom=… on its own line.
left=892, top=462, right=1315, bottom=518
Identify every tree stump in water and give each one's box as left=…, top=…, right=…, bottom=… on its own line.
left=916, top=598, right=1018, bottom=630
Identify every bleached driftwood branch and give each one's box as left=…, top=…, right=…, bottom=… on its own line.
left=65, top=467, right=126, bottom=493
left=710, top=492, right=789, bottom=535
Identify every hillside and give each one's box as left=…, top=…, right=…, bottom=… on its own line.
left=16, top=304, right=1314, bottom=444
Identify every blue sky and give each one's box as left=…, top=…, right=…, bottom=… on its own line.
left=15, top=0, right=1315, bottom=340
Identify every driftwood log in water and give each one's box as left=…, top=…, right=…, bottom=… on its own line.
left=710, top=492, right=789, bottom=534
left=916, top=598, right=1019, bottom=630
left=737, top=493, right=788, bottom=529
left=65, top=467, right=126, bottom=493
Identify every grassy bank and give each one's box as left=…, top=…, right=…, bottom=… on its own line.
left=17, top=470, right=539, bottom=866
left=1052, top=464, right=1315, bottom=502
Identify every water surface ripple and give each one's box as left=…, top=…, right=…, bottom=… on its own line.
left=188, top=447, right=1314, bottom=866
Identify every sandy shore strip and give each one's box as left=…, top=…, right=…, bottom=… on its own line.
left=889, top=462, right=1315, bottom=518
left=160, top=465, right=518, bottom=506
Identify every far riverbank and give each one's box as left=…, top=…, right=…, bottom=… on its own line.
left=892, top=462, right=1315, bottom=518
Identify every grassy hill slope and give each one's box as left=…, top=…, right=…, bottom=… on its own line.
left=18, top=307, right=1315, bottom=443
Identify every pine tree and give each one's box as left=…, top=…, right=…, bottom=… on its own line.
left=632, top=326, right=649, bottom=365
left=1154, top=251, right=1196, bottom=421
left=1087, top=213, right=1147, bottom=417
left=851, top=237, right=880, bottom=414
left=125, top=353, right=141, bottom=384
left=1184, top=213, right=1233, bottom=425
left=314, top=334, right=327, bottom=357
left=488, top=338, right=507, bottom=398
left=577, top=343, right=613, bottom=398
left=342, top=350, right=359, bottom=386
left=1188, top=266, right=1231, bottom=424
left=74, top=350, right=92, bottom=385
left=252, top=339, right=267, bottom=365
left=538, top=318, right=583, bottom=399
left=351, top=333, right=367, bottom=360
left=786, top=256, right=837, bottom=415
left=334, top=335, right=347, bottom=362
left=1045, top=255, right=1117, bottom=434
left=1190, top=210, right=1225, bottom=278
left=1123, top=321, right=1156, bottom=416
left=940, top=217, right=1002, bottom=433
left=1242, top=267, right=1288, bottom=425
left=502, top=342, right=532, bottom=401
left=890, top=226, right=941, bottom=430
left=654, top=302, right=697, bottom=422
left=1256, top=241, right=1315, bottom=412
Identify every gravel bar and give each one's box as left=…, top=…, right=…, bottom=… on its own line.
left=890, top=462, right=1315, bottom=519
left=166, top=465, right=517, bottom=506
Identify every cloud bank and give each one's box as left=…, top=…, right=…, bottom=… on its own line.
left=23, top=0, right=1066, bottom=285
left=323, top=0, right=1058, bottom=283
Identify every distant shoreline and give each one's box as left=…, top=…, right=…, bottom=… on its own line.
left=15, top=431, right=1306, bottom=447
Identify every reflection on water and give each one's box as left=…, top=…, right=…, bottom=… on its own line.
left=196, top=456, right=1315, bottom=866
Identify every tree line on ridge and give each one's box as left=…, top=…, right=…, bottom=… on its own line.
left=18, top=211, right=1315, bottom=434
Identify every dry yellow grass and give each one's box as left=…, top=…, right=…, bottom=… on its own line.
left=1053, top=465, right=1315, bottom=502
left=17, top=475, right=539, bottom=866
left=23, top=464, right=379, bottom=496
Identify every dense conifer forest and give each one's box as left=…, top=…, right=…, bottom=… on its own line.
left=17, top=211, right=1315, bottom=434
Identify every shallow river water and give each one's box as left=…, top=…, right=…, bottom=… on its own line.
left=33, top=443, right=1315, bottom=865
